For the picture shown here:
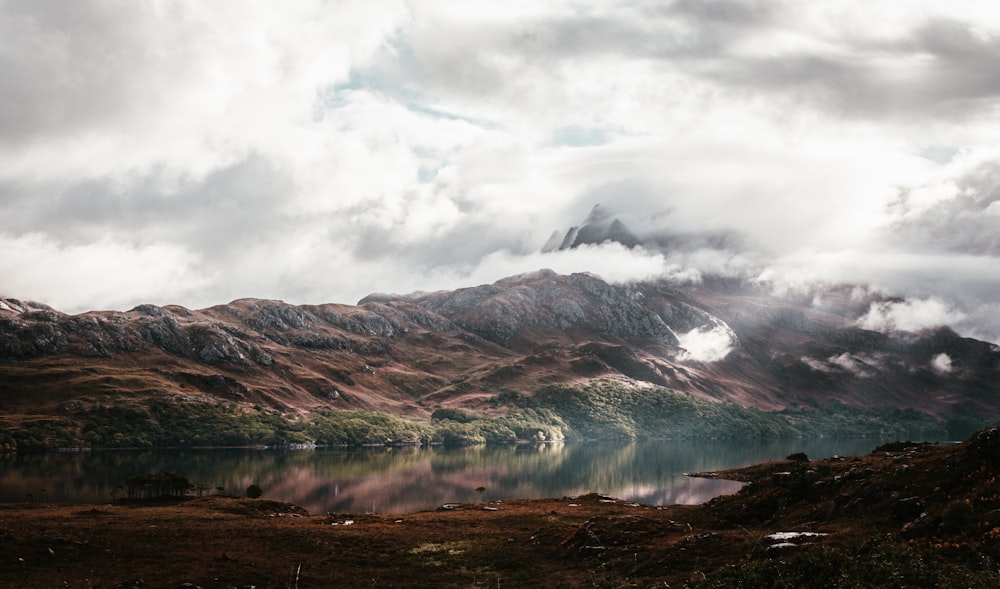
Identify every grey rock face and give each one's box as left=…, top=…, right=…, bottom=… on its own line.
left=189, top=324, right=273, bottom=366
left=139, top=313, right=192, bottom=356
left=242, top=300, right=315, bottom=331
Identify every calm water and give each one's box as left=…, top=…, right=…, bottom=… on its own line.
left=0, top=438, right=885, bottom=514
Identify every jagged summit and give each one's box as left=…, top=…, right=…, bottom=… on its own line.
left=543, top=204, right=643, bottom=251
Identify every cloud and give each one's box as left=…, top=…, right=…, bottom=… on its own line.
left=886, top=158, right=1000, bottom=257
left=930, top=353, right=953, bottom=375
left=0, top=233, right=207, bottom=312
left=389, top=242, right=698, bottom=301
left=0, top=0, right=997, bottom=348
left=0, top=1, right=407, bottom=180
left=802, top=352, right=888, bottom=378
left=675, top=320, right=737, bottom=363
left=856, top=298, right=967, bottom=334
left=801, top=357, right=832, bottom=373
left=826, top=353, right=876, bottom=378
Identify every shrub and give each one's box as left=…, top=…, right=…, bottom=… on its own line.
left=431, top=408, right=475, bottom=423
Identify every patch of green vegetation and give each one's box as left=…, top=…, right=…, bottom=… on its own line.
left=0, top=392, right=570, bottom=450
left=2, top=380, right=995, bottom=450
left=704, top=541, right=1000, bottom=588
left=941, top=402, right=1000, bottom=440
left=429, top=407, right=567, bottom=445
left=77, top=398, right=306, bottom=448
left=0, top=419, right=81, bottom=451
left=306, top=409, right=431, bottom=445
left=519, top=382, right=797, bottom=440
left=513, top=382, right=998, bottom=441
left=778, top=401, right=949, bottom=439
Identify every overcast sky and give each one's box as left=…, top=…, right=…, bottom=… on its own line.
left=1, top=1, right=999, bottom=343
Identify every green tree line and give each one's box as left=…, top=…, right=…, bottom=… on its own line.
left=0, top=381, right=993, bottom=451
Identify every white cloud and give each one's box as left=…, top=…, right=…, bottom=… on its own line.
left=0, top=0, right=997, bottom=346
left=931, top=353, right=953, bottom=375
left=857, top=298, right=967, bottom=334
left=400, top=243, right=692, bottom=302
left=801, top=357, right=832, bottom=373
left=827, top=353, right=876, bottom=378
left=675, top=321, right=737, bottom=363
left=0, top=0, right=407, bottom=183
left=0, top=233, right=207, bottom=312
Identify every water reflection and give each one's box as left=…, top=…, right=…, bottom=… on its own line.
left=0, top=437, right=883, bottom=514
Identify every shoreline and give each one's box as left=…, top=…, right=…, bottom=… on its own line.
left=3, top=432, right=998, bottom=587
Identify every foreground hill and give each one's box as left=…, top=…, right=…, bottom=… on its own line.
left=4, top=428, right=1000, bottom=587
left=1, top=270, right=998, bottom=448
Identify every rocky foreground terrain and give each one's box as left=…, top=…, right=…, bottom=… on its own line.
left=3, top=428, right=1000, bottom=588
left=2, top=269, right=999, bottom=448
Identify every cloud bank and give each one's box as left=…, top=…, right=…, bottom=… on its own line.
left=857, top=298, right=967, bottom=335
left=1, top=1, right=998, bottom=342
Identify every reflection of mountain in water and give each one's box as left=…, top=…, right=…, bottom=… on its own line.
left=0, top=439, right=883, bottom=513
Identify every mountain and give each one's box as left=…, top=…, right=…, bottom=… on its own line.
left=2, top=270, right=999, bottom=447
left=541, top=204, right=642, bottom=251
left=366, top=271, right=999, bottom=416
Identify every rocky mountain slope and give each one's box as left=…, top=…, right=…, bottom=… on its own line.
left=2, top=270, right=998, bottom=442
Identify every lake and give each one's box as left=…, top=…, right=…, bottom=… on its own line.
left=0, top=437, right=887, bottom=514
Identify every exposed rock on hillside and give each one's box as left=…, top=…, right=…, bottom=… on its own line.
left=2, top=270, right=999, bottom=436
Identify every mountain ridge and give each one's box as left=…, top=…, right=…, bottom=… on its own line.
left=2, top=270, right=998, bottom=445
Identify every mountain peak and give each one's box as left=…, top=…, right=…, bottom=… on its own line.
left=547, top=204, right=642, bottom=251
left=583, top=203, right=613, bottom=225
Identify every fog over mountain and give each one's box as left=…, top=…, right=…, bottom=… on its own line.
left=1, top=1, right=999, bottom=343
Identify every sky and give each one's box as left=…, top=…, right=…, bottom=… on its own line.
left=1, top=0, right=999, bottom=343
